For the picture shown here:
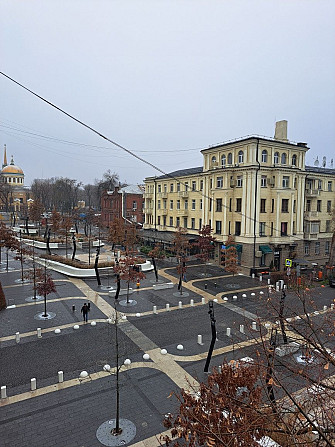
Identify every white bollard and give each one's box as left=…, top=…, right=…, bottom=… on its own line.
left=252, top=322, right=257, bottom=330
left=201, top=297, right=206, bottom=304
left=233, top=295, right=237, bottom=301
left=259, top=275, right=263, bottom=282
left=197, top=334, right=203, bottom=345
left=37, top=328, right=42, bottom=338
left=190, top=299, right=194, bottom=306
left=31, top=378, right=37, bottom=391
left=178, top=301, right=183, bottom=309
left=240, top=324, right=244, bottom=334
left=1, top=386, right=7, bottom=399
left=268, top=278, right=271, bottom=285
left=323, top=305, right=327, bottom=311
left=15, top=332, right=20, bottom=343
left=58, top=371, right=64, bottom=383
left=331, top=304, right=334, bottom=310
left=166, top=303, right=170, bottom=311
left=153, top=305, right=157, bottom=314
left=226, top=327, right=231, bottom=336
left=252, top=273, right=255, bottom=279
left=218, top=365, right=222, bottom=373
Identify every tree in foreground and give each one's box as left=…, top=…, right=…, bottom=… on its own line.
left=148, top=244, right=165, bottom=282
left=194, top=225, right=216, bottom=276
left=172, top=228, right=189, bottom=296
left=0, top=281, right=6, bottom=310
left=35, top=264, right=57, bottom=317
left=223, top=235, right=240, bottom=275
left=108, top=218, right=125, bottom=252
left=113, top=256, right=146, bottom=304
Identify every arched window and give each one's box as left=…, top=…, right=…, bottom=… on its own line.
left=221, top=154, right=226, bottom=167
left=292, top=154, right=297, bottom=166
left=227, top=153, right=232, bottom=165
left=281, top=153, right=287, bottom=165
left=211, top=155, right=217, bottom=165
left=274, top=152, right=279, bottom=164
left=261, top=150, right=268, bottom=163
left=238, top=150, right=244, bottom=163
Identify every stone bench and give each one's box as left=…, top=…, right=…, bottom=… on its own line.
left=139, top=260, right=154, bottom=272
left=109, top=288, right=133, bottom=298
left=152, top=282, right=174, bottom=290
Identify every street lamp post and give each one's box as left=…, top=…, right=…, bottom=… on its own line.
left=70, top=228, right=76, bottom=260
left=204, top=300, right=217, bottom=373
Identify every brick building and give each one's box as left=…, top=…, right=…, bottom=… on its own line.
left=101, top=184, right=144, bottom=227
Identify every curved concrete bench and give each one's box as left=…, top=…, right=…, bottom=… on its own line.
left=22, top=239, right=59, bottom=249
left=36, top=258, right=114, bottom=278
left=139, top=260, right=154, bottom=272
left=108, top=288, right=134, bottom=298
left=153, top=282, right=174, bottom=290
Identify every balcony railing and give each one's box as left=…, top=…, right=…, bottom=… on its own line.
left=177, top=209, right=188, bottom=216
left=143, top=192, right=153, bottom=199
left=144, top=208, right=153, bottom=214
left=304, top=211, right=320, bottom=220
left=304, top=233, right=318, bottom=240
left=157, top=192, right=168, bottom=199
left=305, top=189, right=320, bottom=197
left=178, top=191, right=189, bottom=198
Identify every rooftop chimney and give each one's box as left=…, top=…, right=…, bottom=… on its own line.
left=274, top=120, right=288, bottom=142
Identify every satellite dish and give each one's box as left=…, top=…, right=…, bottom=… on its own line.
left=322, top=156, right=326, bottom=168
left=314, top=156, right=319, bottom=167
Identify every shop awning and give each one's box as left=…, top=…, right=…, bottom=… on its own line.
left=236, top=244, right=243, bottom=253
left=259, top=245, right=272, bottom=254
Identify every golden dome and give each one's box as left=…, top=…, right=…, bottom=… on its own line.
left=2, top=164, right=24, bottom=175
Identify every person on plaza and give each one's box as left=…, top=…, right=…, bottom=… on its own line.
left=81, top=303, right=89, bottom=322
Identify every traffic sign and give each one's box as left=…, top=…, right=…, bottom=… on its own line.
left=285, top=258, right=292, bottom=267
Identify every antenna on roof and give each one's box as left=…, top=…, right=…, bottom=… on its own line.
left=314, top=156, right=319, bottom=167
left=322, top=156, right=326, bottom=168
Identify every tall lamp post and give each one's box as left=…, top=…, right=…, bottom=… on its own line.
left=70, top=227, right=76, bottom=260
left=204, top=300, right=217, bottom=373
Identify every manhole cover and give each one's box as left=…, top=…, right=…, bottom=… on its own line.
left=96, top=418, right=136, bottom=446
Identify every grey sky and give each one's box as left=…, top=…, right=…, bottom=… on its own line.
left=1, top=0, right=335, bottom=187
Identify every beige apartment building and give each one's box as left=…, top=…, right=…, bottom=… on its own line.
left=143, top=121, right=335, bottom=271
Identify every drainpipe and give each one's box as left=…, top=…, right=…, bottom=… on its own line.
left=253, top=139, right=260, bottom=269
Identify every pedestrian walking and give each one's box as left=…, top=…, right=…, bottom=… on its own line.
left=81, top=303, right=89, bottom=322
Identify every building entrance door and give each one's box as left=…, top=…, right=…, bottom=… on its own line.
left=274, top=250, right=281, bottom=271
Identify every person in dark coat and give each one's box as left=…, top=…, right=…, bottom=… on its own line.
left=81, top=303, right=89, bottom=322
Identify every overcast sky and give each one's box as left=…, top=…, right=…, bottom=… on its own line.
left=1, top=0, right=335, bottom=187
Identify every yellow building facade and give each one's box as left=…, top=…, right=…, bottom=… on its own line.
left=143, top=121, right=335, bottom=271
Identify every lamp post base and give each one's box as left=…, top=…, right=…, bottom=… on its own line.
left=96, top=419, right=136, bottom=446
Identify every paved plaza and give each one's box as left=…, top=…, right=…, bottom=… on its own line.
left=1, top=251, right=335, bottom=446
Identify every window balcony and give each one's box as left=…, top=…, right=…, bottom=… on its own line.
left=304, top=233, right=318, bottom=240
left=178, top=191, right=189, bottom=198
left=159, top=209, right=168, bottom=215
left=304, top=211, right=320, bottom=220
left=143, top=192, right=153, bottom=199
left=305, top=189, right=320, bottom=197
left=177, top=209, right=188, bottom=216
left=158, top=192, right=168, bottom=199
left=144, top=208, right=153, bottom=214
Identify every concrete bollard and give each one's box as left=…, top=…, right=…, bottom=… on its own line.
left=204, top=283, right=207, bottom=290
left=178, top=301, right=183, bottom=309
left=190, top=299, right=194, bottom=306
left=218, top=365, right=222, bottom=373
left=58, top=371, right=64, bottom=383
left=201, top=297, right=205, bottom=304
left=331, top=304, right=334, bottom=310
left=1, top=386, right=7, bottom=399
left=166, top=303, right=170, bottom=311
left=252, top=322, right=257, bottom=330
left=153, top=305, right=157, bottom=314
left=252, top=273, right=255, bottom=279
left=259, top=275, right=263, bottom=282
left=37, top=328, right=42, bottom=338
left=268, top=278, right=271, bottom=285
left=197, top=334, right=203, bottom=345
left=240, top=324, right=244, bottom=334
left=31, top=378, right=37, bottom=391
left=233, top=295, right=237, bottom=301
left=15, top=332, right=20, bottom=343
left=226, top=327, right=231, bottom=336
left=323, top=305, right=327, bottom=311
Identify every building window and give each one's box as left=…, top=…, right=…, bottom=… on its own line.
left=229, top=198, right=232, bottom=212
left=274, top=152, right=279, bottom=164
left=317, top=200, right=322, bottom=212
left=210, top=179, right=213, bottom=189
left=211, top=156, right=217, bottom=165
left=157, top=200, right=161, bottom=210
left=270, top=222, right=274, bottom=236
left=235, top=221, right=241, bottom=236
left=163, top=216, right=166, bottom=226
left=318, top=179, right=322, bottom=190
left=191, top=199, right=196, bottom=210
left=177, top=200, right=180, bottom=210
left=184, top=200, right=188, bottom=210
left=237, top=176, right=243, bottom=187
left=281, top=222, right=288, bottom=236
left=157, top=216, right=161, bottom=225
left=327, top=200, right=332, bottom=213
left=261, top=150, right=268, bottom=162
left=260, top=199, right=266, bottom=213
left=216, top=198, right=222, bottom=212
left=294, top=178, right=297, bottom=189
left=176, top=217, right=180, bottom=227
left=306, top=200, right=311, bottom=212
left=304, top=243, right=310, bottom=256
left=227, top=153, right=232, bottom=164
left=217, top=176, right=223, bottom=188
left=271, top=199, right=274, bottom=213
left=328, top=181, right=333, bottom=192
left=238, top=150, right=244, bottom=163
left=163, top=184, right=167, bottom=192
left=282, top=176, right=289, bottom=188
left=215, top=221, right=222, bottom=234
left=192, top=181, right=196, bottom=191
left=228, top=221, right=231, bottom=234
left=281, top=199, right=289, bottom=213
left=221, top=154, right=226, bottom=167
left=326, top=220, right=331, bottom=232
left=170, top=200, right=173, bottom=210
left=191, top=218, right=195, bottom=229
left=157, top=185, right=161, bottom=193
left=169, top=217, right=173, bottom=226
left=170, top=183, right=174, bottom=192
left=281, top=153, right=287, bottom=164
left=236, top=198, right=242, bottom=213
left=132, top=201, right=137, bottom=210
left=259, top=222, right=266, bottom=236
left=200, top=180, right=203, bottom=190
left=200, top=199, right=203, bottom=210
left=293, top=200, right=296, bottom=213
left=177, top=183, right=180, bottom=192
left=199, top=218, right=202, bottom=229
left=315, top=242, right=320, bottom=255
left=325, top=241, right=330, bottom=255
left=292, top=154, right=297, bottom=166
left=163, top=199, right=167, bottom=209
left=293, top=221, right=296, bottom=234
left=261, top=175, right=267, bottom=187
left=185, top=182, right=189, bottom=191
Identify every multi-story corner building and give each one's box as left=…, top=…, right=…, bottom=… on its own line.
left=101, top=184, right=145, bottom=227
left=143, top=121, right=335, bottom=271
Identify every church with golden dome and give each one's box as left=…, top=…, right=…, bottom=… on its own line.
left=0, top=144, right=31, bottom=216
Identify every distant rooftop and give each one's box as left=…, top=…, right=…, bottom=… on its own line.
left=107, top=184, right=144, bottom=195
left=202, top=134, right=309, bottom=151
left=305, top=165, right=335, bottom=175
left=157, top=166, right=203, bottom=180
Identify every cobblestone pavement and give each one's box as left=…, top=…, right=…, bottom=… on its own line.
left=1, top=253, right=335, bottom=446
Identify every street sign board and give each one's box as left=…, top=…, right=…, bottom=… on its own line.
left=285, top=258, right=292, bottom=267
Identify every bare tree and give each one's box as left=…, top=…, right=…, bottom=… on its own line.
left=172, top=227, right=189, bottom=295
